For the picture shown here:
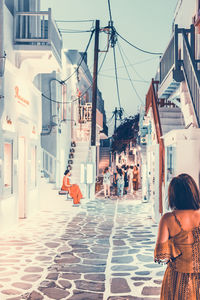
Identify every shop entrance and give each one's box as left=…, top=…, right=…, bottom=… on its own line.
left=18, top=136, right=26, bottom=218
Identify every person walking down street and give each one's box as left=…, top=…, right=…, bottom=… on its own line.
left=128, top=165, right=134, bottom=192
left=154, top=173, right=200, bottom=299
left=133, top=165, right=139, bottom=192
left=116, top=168, right=124, bottom=198
left=113, top=166, right=119, bottom=196
left=124, top=166, right=129, bottom=195
left=61, top=170, right=83, bottom=205
left=103, top=167, right=111, bottom=198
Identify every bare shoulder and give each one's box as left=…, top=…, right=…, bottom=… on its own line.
left=161, top=212, right=173, bottom=221
left=156, top=213, right=172, bottom=243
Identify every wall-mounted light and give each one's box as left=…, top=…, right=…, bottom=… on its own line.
left=0, top=51, right=6, bottom=77
left=62, top=119, right=76, bottom=126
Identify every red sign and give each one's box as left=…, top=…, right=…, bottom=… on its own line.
left=15, top=86, right=30, bottom=106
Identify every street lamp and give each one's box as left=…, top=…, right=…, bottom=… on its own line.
left=0, top=51, right=6, bottom=77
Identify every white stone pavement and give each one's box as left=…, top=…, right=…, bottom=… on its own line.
left=0, top=180, right=165, bottom=300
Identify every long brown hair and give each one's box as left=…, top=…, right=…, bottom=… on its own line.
left=168, top=173, right=200, bottom=210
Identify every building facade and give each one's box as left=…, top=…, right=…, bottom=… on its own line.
left=144, top=0, right=200, bottom=221
left=0, top=0, right=61, bottom=231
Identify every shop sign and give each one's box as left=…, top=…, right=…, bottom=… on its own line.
left=15, top=86, right=30, bottom=107
left=32, top=125, right=36, bottom=134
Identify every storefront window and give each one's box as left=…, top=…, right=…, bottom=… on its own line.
left=31, top=145, right=37, bottom=187
left=4, top=142, right=13, bottom=192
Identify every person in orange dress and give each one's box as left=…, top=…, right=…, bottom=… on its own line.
left=154, top=173, right=200, bottom=299
left=61, top=170, right=83, bottom=205
left=132, top=165, right=139, bottom=192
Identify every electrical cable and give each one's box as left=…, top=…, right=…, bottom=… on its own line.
left=60, top=29, right=93, bottom=34
left=41, top=42, right=109, bottom=105
left=119, top=45, right=147, bottom=82
left=112, top=46, right=121, bottom=108
left=99, top=73, right=148, bottom=83
left=106, top=113, right=114, bottom=125
left=102, top=57, right=157, bottom=72
left=62, top=29, right=94, bottom=83
left=108, top=0, right=113, bottom=25
left=116, top=31, right=163, bottom=55
left=56, top=19, right=95, bottom=23
left=107, top=0, right=123, bottom=110
left=117, top=41, right=144, bottom=105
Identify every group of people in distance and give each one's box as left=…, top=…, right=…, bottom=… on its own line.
left=103, top=164, right=139, bottom=199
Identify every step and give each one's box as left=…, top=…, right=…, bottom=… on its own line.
left=162, top=124, right=185, bottom=135
left=160, top=117, right=184, bottom=126
left=159, top=112, right=184, bottom=119
left=159, top=106, right=182, bottom=113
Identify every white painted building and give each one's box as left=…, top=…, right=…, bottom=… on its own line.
left=62, top=50, right=107, bottom=196
left=0, top=0, right=62, bottom=231
left=144, top=0, right=200, bottom=221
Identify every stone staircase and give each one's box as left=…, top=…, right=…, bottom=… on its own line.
left=69, top=141, right=91, bottom=197
left=99, top=146, right=110, bottom=175
left=159, top=106, right=185, bottom=136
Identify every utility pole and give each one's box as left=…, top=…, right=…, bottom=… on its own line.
left=91, top=20, right=100, bottom=146
left=114, top=107, right=117, bottom=132
left=113, top=107, right=123, bottom=132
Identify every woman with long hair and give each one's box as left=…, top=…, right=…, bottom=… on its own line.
left=61, top=170, right=83, bottom=205
left=154, top=173, right=200, bottom=299
left=132, top=165, right=139, bottom=192
left=116, top=168, right=124, bottom=198
left=103, top=167, right=111, bottom=198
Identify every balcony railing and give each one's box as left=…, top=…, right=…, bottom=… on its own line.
left=41, top=148, right=57, bottom=183
left=79, top=103, right=92, bottom=123
left=160, top=34, right=174, bottom=83
left=14, top=8, right=62, bottom=62
left=182, top=31, right=200, bottom=126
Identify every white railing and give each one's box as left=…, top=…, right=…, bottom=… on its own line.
left=41, top=148, right=57, bottom=182
left=182, top=31, right=200, bottom=127
left=160, top=34, right=174, bottom=83
left=14, top=8, right=62, bottom=61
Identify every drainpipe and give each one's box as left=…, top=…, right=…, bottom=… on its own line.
left=41, top=78, right=62, bottom=136
left=0, top=0, right=5, bottom=120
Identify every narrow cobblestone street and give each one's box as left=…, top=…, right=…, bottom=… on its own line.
left=0, top=189, right=165, bottom=300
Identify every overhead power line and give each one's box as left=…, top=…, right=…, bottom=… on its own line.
left=117, top=42, right=144, bottom=105
left=119, top=46, right=148, bottom=82
left=102, top=57, right=157, bottom=72
left=41, top=37, right=109, bottom=105
left=60, top=29, right=93, bottom=34
left=62, top=29, right=95, bottom=83
left=112, top=44, right=121, bottom=108
left=42, top=84, right=92, bottom=104
left=116, top=31, right=163, bottom=55
left=99, top=73, right=148, bottom=83
left=107, top=0, right=122, bottom=109
left=56, top=19, right=94, bottom=23
left=108, top=0, right=113, bottom=25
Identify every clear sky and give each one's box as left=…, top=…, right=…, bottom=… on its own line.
left=41, top=0, right=178, bottom=131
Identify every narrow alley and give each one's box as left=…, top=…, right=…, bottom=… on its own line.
left=0, top=187, right=164, bottom=300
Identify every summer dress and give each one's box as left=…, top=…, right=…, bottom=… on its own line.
left=154, top=211, right=200, bottom=299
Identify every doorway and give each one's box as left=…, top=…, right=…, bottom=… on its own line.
left=18, top=137, right=26, bottom=218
